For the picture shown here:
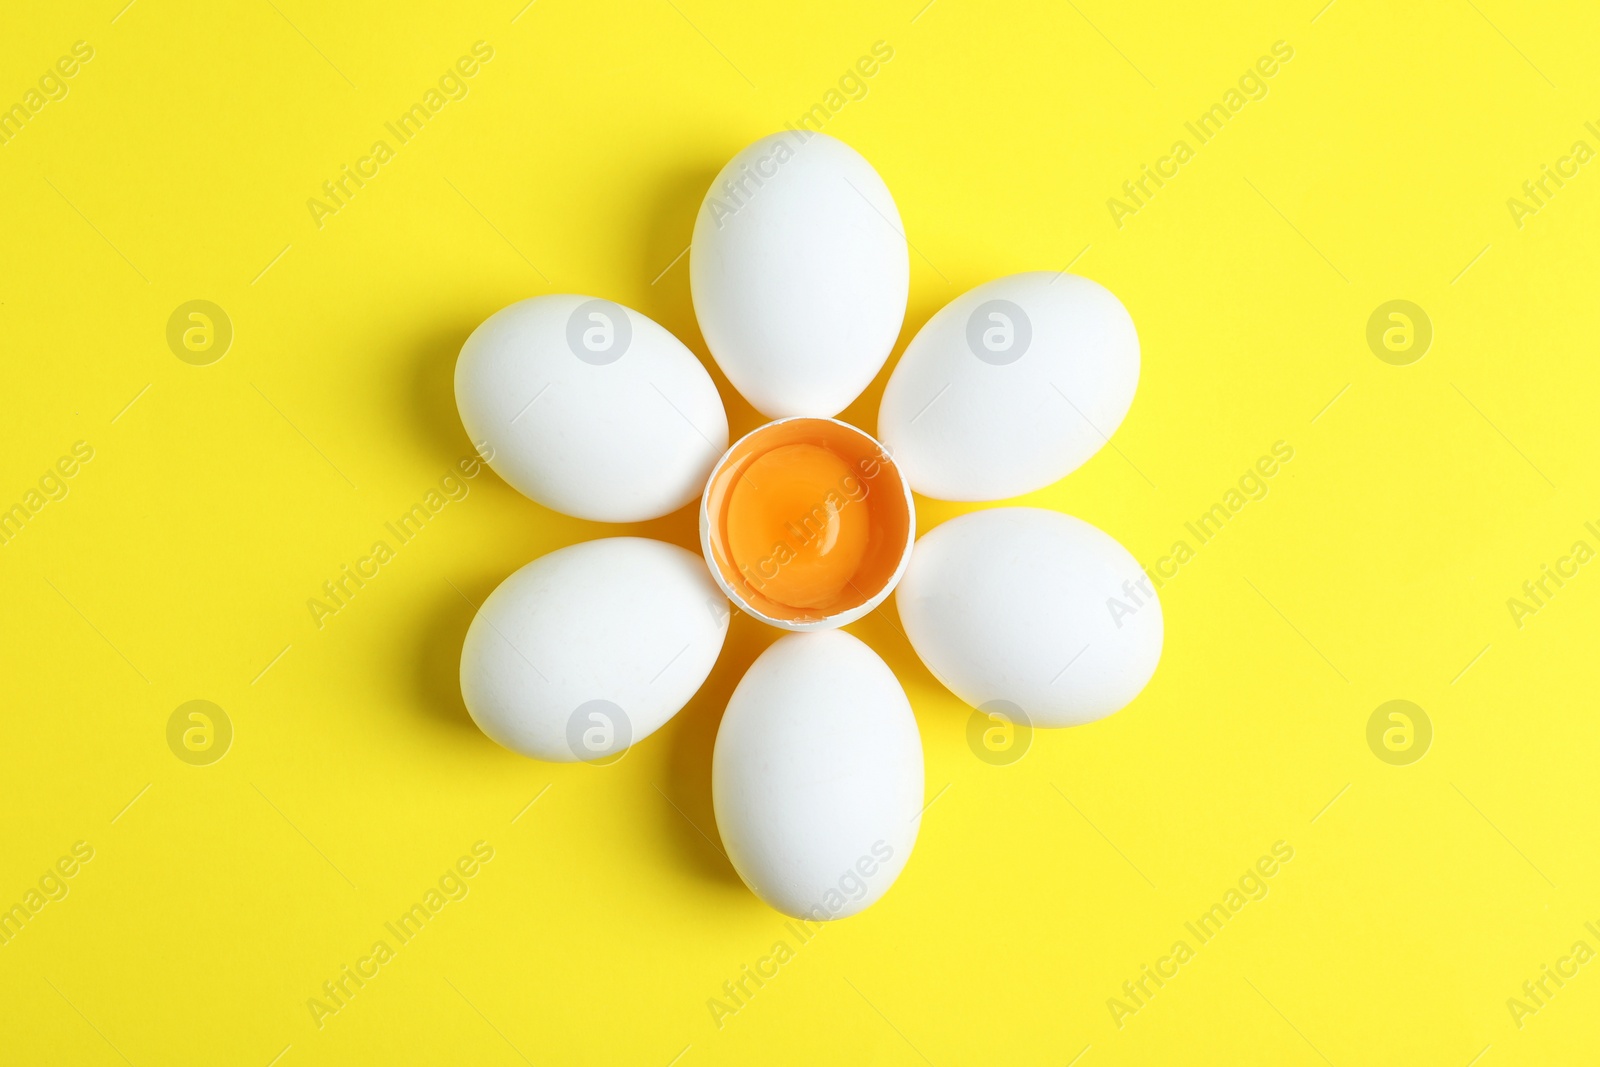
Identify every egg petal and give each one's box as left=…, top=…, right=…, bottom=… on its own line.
left=878, top=273, right=1139, bottom=501
left=713, top=631, right=923, bottom=919
left=895, top=508, right=1162, bottom=726
left=456, top=295, right=728, bottom=523
left=461, top=538, right=729, bottom=762
left=691, top=131, right=909, bottom=419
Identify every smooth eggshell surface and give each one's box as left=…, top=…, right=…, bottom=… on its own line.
left=713, top=631, right=923, bottom=919
left=456, top=295, right=728, bottom=523
left=895, top=508, right=1161, bottom=727
left=878, top=272, right=1139, bottom=501
left=461, top=537, right=729, bottom=762
left=691, top=131, right=909, bottom=419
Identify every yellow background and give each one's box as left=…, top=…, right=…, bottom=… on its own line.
left=3, top=0, right=1598, bottom=1063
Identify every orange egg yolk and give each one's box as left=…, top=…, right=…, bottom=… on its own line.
left=703, top=418, right=912, bottom=625
left=724, top=443, right=871, bottom=610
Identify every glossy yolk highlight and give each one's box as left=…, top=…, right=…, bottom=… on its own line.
left=724, top=443, right=871, bottom=610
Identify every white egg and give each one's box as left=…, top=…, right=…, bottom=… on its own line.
left=691, top=131, right=909, bottom=419
left=461, top=537, right=729, bottom=762
left=713, top=631, right=923, bottom=919
left=895, top=508, right=1161, bottom=727
left=878, top=273, right=1139, bottom=501
left=456, top=295, right=728, bottom=523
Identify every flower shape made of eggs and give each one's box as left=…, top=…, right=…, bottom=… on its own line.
left=455, top=131, right=1162, bottom=922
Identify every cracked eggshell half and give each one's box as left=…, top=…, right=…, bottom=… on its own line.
left=699, top=417, right=916, bottom=632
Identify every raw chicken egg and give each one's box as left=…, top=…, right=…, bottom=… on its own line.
left=713, top=630, right=923, bottom=920
left=896, top=507, right=1162, bottom=726
left=460, top=537, right=729, bottom=762
left=456, top=295, right=728, bottom=523
left=879, top=273, right=1139, bottom=502
left=691, top=132, right=909, bottom=418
